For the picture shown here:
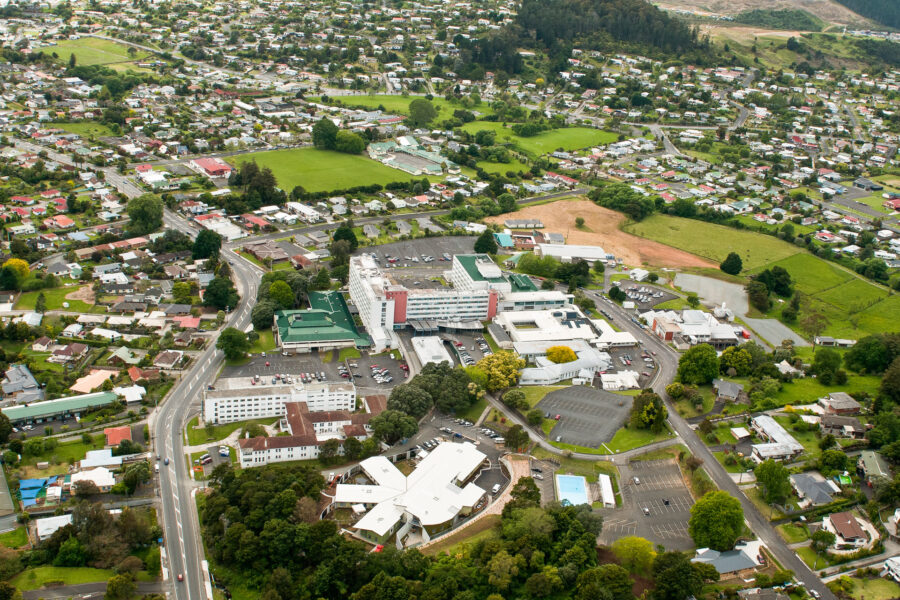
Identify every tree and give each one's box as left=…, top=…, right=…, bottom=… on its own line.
left=54, top=535, right=86, bottom=566
left=746, top=280, right=770, bottom=312
left=545, top=346, right=577, bottom=364
left=204, top=276, right=239, bottom=310
left=318, top=439, right=341, bottom=465
left=575, top=217, right=585, bottom=228
left=652, top=552, right=708, bottom=600
left=387, top=384, right=433, bottom=419
left=105, top=573, right=136, bottom=600
left=629, top=390, right=667, bottom=432
left=754, top=459, right=791, bottom=504
left=0, top=412, right=10, bottom=444
left=611, top=535, right=655, bottom=574
left=526, top=408, right=543, bottom=425
left=193, top=229, right=222, bottom=259
left=810, top=529, right=835, bottom=562
left=720, top=252, right=743, bottom=275
left=504, top=424, right=530, bottom=451
left=802, top=312, right=828, bottom=342
left=476, top=351, right=525, bottom=391
left=498, top=193, right=517, bottom=213
left=719, top=347, right=752, bottom=377
left=334, top=130, right=366, bottom=154
left=813, top=348, right=842, bottom=383
left=688, top=491, right=744, bottom=551
left=474, top=229, right=498, bottom=254
left=487, top=550, right=521, bottom=590
left=312, top=117, right=339, bottom=150
left=502, top=389, right=527, bottom=410
left=332, top=221, right=359, bottom=252
left=686, top=292, right=700, bottom=308
left=126, top=194, right=164, bottom=234
left=269, top=280, right=295, bottom=310
left=408, top=98, right=438, bottom=127
left=677, top=344, right=719, bottom=385
left=1, top=258, right=29, bottom=286
left=252, top=300, right=278, bottom=330
left=34, top=292, right=46, bottom=314
left=576, top=565, right=630, bottom=600
left=217, top=327, right=250, bottom=360
left=172, top=282, right=192, bottom=304
left=882, top=356, right=900, bottom=402
left=369, top=409, right=418, bottom=444
left=123, top=461, right=151, bottom=494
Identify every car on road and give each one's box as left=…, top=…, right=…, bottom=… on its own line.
left=642, top=507, right=650, bottom=516
left=164, top=458, right=170, bottom=465
left=554, top=414, right=561, bottom=420
left=177, top=574, right=184, bottom=582
left=633, top=476, right=640, bottom=485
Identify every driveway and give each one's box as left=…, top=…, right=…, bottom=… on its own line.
left=673, top=273, right=809, bottom=347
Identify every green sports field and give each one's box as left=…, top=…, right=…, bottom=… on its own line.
left=461, top=121, right=617, bottom=156
left=46, top=37, right=148, bottom=66
left=228, top=147, right=423, bottom=193
left=53, top=122, right=116, bottom=138
left=624, top=214, right=801, bottom=271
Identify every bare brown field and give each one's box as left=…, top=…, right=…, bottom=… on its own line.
left=486, top=199, right=716, bottom=269
left=654, top=0, right=871, bottom=26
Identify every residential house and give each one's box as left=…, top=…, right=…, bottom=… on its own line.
left=32, top=337, right=52, bottom=352
left=692, top=540, right=766, bottom=577
left=858, top=451, right=891, bottom=486
left=49, top=343, right=88, bottom=364
left=1, top=364, right=44, bottom=404
left=154, top=350, right=184, bottom=369
left=823, top=511, right=870, bottom=548
left=790, top=472, right=840, bottom=508
left=712, top=379, right=745, bottom=403
left=820, top=415, right=866, bottom=439
left=819, top=392, right=861, bottom=415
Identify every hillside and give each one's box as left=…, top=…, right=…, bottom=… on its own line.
left=654, top=0, right=876, bottom=27
left=832, top=0, right=900, bottom=29
left=733, top=9, right=824, bottom=31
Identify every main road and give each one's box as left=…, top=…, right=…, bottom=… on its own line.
left=153, top=209, right=261, bottom=600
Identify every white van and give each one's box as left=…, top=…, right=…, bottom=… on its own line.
left=491, top=484, right=501, bottom=494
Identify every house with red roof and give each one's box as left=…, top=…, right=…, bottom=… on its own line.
left=104, top=426, right=132, bottom=447
left=190, top=157, right=233, bottom=178
left=44, top=215, right=75, bottom=229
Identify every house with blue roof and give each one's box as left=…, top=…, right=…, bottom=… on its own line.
left=493, top=233, right=514, bottom=249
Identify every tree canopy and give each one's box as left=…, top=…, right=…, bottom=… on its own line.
left=217, top=327, right=250, bottom=360
left=677, top=344, right=719, bottom=385
left=688, top=491, right=744, bottom=551
left=719, top=252, right=743, bottom=275
left=126, top=194, right=164, bottom=235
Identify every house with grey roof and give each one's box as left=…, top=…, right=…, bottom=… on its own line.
left=858, top=450, right=891, bottom=486
left=692, top=540, right=766, bottom=576
left=790, top=472, right=840, bottom=508
left=713, top=379, right=745, bottom=402
left=1, top=364, right=44, bottom=404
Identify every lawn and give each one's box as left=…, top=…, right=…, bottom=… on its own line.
left=46, top=37, right=147, bottom=66
left=185, top=416, right=279, bottom=446
left=774, top=416, right=823, bottom=459
left=517, top=386, right=567, bottom=409
left=248, top=330, right=276, bottom=354
left=624, top=214, right=801, bottom=271
left=21, top=437, right=104, bottom=467
left=228, top=147, right=424, bottom=194
left=844, top=577, right=900, bottom=600
left=775, top=373, right=880, bottom=408
left=423, top=514, right=500, bottom=556
left=796, top=545, right=833, bottom=570
left=476, top=158, right=531, bottom=174
left=460, top=121, right=618, bottom=156
left=0, top=526, right=28, bottom=548
left=606, top=426, right=673, bottom=453
left=16, top=286, right=94, bottom=312
left=457, top=397, right=488, bottom=423
left=12, top=566, right=115, bottom=590
left=776, top=523, right=809, bottom=544
left=713, top=451, right=745, bottom=473
left=338, top=347, right=361, bottom=361
left=52, top=121, right=116, bottom=138
left=755, top=254, right=852, bottom=296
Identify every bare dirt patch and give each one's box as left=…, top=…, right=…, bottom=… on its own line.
left=66, top=285, right=95, bottom=304
left=486, top=199, right=716, bottom=269
left=655, top=0, right=871, bottom=26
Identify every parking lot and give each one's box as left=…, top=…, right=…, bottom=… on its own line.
left=537, top=387, right=633, bottom=448
left=221, top=351, right=408, bottom=392
left=598, top=459, right=695, bottom=551
left=604, top=346, right=659, bottom=387
left=617, top=282, right=678, bottom=309
left=357, top=236, right=476, bottom=268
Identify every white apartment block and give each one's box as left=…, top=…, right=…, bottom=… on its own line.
left=203, top=378, right=356, bottom=424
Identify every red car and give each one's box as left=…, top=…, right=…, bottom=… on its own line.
left=555, top=414, right=561, bottom=421
left=373, top=545, right=385, bottom=553
left=177, top=574, right=184, bottom=582
left=265, top=361, right=270, bottom=367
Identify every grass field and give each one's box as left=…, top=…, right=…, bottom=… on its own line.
left=476, top=158, right=531, bottom=174
left=228, top=147, right=423, bottom=193
left=12, top=566, right=115, bottom=590
left=460, top=121, right=618, bottom=156
left=248, top=330, right=276, bottom=354
left=52, top=121, right=116, bottom=138
left=0, top=526, right=28, bottom=548
left=311, top=94, right=495, bottom=118
left=423, top=514, right=500, bottom=556
left=624, top=214, right=801, bottom=271
left=844, top=577, right=900, bottom=600
left=457, top=397, right=488, bottom=422
left=776, top=523, right=809, bottom=544
left=16, top=286, right=93, bottom=312
left=21, top=436, right=105, bottom=468
left=46, top=37, right=147, bottom=66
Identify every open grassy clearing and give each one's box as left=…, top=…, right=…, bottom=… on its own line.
left=423, top=514, right=500, bottom=556
left=228, top=147, right=426, bottom=194
left=460, top=121, right=618, bottom=156
left=46, top=37, right=147, bottom=66
left=476, top=158, right=531, bottom=174
left=52, top=121, right=116, bottom=138
left=248, top=330, right=276, bottom=354
left=776, top=523, right=809, bottom=544
left=16, top=286, right=93, bottom=312
left=457, top=397, right=488, bottom=422
left=624, top=213, right=801, bottom=270
left=12, top=566, right=116, bottom=590
left=0, top=526, right=28, bottom=548
left=185, top=416, right=279, bottom=446
left=843, top=577, right=900, bottom=600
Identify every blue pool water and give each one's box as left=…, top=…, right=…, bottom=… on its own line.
left=556, top=474, right=589, bottom=506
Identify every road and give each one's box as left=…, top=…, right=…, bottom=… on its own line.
left=23, top=582, right=163, bottom=599
left=153, top=209, right=261, bottom=600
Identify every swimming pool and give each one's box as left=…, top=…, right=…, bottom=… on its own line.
left=556, top=474, right=589, bottom=506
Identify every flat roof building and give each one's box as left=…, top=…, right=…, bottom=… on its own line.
left=275, top=292, right=369, bottom=354
left=535, top=243, right=608, bottom=265
left=204, top=378, right=356, bottom=424
left=2, top=392, right=118, bottom=426
left=411, top=336, right=455, bottom=367
left=750, top=415, right=803, bottom=462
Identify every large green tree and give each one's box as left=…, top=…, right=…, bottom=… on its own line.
left=474, top=229, right=498, bottom=254
left=677, top=344, right=719, bottom=385
left=312, top=117, right=339, bottom=150
left=719, top=252, right=743, bottom=275
left=333, top=221, right=359, bottom=252
left=754, top=459, right=791, bottom=504
left=369, top=409, right=418, bottom=444
left=408, top=98, right=438, bottom=127
left=688, top=491, right=744, bottom=551
left=192, top=229, right=222, bottom=259
left=204, top=276, right=239, bottom=310
left=387, top=384, right=433, bottom=419
left=217, top=327, right=250, bottom=360
left=269, top=280, right=295, bottom=310
left=126, top=194, right=164, bottom=234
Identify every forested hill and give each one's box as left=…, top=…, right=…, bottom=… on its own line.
left=833, top=0, right=900, bottom=29
left=515, top=0, right=701, bottom=55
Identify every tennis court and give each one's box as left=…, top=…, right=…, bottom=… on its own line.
left=556, top=474, right=589, bottom=506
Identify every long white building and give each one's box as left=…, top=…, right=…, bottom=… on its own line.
left=203, top=378, right=356, bottom=424
left=349, top=254, right=569, bottom=351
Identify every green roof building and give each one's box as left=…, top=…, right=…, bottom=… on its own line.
left=275, top=292, right=370, bottom=354
left=1, top=392, right=118, bottom=425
